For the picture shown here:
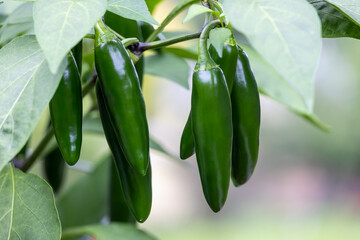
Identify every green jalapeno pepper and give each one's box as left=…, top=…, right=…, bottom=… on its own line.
left=50, top=52, right=82, bottom=166
left=231, top=46, right=261, bottom=186
left=94, top=20, right=150, bottom=175
left=191, top=21, right=232, bottom=212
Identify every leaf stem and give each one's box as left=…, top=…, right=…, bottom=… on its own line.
left=21, top=128, right=54, bottom=172
left=21, top=74, right=97, bottom=172
left=140, top=32, right=201, bottom=52
left=145, top=0, right=201, bottom=42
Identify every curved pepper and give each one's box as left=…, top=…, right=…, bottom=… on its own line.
left=96, top=82, right=152, bottom=223
left=231, top=47, right=261, bottom=186
left=94, top=21, right=150, bottom=175
left=44, top=147, right=66, bottom=193
left=50, top=52, right=82, bottom=166
left=191, top=21, right=232, bottom=212
left=109, top=160, right=136, bottom=223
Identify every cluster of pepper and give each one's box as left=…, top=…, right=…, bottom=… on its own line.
left=180, top=21, right=261, bottom=212
left=44, top=10, right=260, bottom=224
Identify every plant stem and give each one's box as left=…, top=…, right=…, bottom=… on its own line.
left=122, top=38, right=139, bottom=48
left=146, top=0, right=201, bottom=42
left=195, top=20, right=221, bottom=71
left=21, top=75, right=97, bottom=172
left=140, top=32, right=201, bottom=52
left=21, top=129, right=54, bottom=172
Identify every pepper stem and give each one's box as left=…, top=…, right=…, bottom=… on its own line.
left=95, top=19, right=117, bottom=46
left=195, top=20, right=221, bottom=71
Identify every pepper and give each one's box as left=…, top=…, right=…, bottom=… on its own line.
left=96, top=82, right=152, bottom=223
left=104, top=11, right=145, bottom=86
left=191, top=21, right=232, bottom=212
left=44, top=147, right=66, bottom=193
left=180, top=38, right=238, bottom=160
left=94, top=20, right=150, bottom=175
left=231, top=46, right=261, bottom=186
left=109, top=160, right=136, bottom=223
left=50, top=52, right=82, bottom=166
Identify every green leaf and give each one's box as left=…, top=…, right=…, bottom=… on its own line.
left=107, top=0, right=159, bottom=26
left=62, top=223, right=156, bottom=240
left=0, top=35, right=66, bottom=173
left=0, top=21, right=33, bottom=44
left=57, top=158, right=109, bottom=229
left=0, top=164, right=61, bottom=239
left=0, top=2, right=33, bottom=44
left=209, top=28, right=232, bottom=57
left=183, top=4, right=214, bottom=23
left=223, top=0, right=322, bottom=114
left=2, top=2, right=32, bottom=25
left=326, top=0, right=360, bottom=26
left=145, top=0, right=163, bottom=13
left=308, top=0, right=360, bottom=39
left=144, top=53, right=190, bottom=89
left=242, top=44, right=329, bottom=131
left=33, top=0, right=107, bottom=73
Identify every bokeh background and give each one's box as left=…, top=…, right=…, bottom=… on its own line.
left=139, top=1, right=360, bottom=239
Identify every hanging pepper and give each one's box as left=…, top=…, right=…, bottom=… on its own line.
left=94, top=20, right=150, bottom=175
left=191, top=21, right=232, bottom=212
left=231, top=46, right=261, bottom=186
left=50, top=52, right=82, bottom=166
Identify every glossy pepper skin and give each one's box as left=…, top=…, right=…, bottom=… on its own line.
left=50, top=52, right=82, bottom=166
left=231, top=47, right=261, bottom=186
left=94, top=22, right=150, bottom=175
left=109, top=160, right=136, bottom=223
left=191, top=68, right=233, bottom=212
left=96, top=82, right=152, bottom=223
left=209, top=43, right=238, bottom=91
left=104, top=11, right=145, bottom=86
left=44, top=148, right=66, bottom=193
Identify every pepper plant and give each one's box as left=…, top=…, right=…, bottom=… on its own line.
left=0, top=0, right=359, bottom=239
